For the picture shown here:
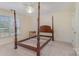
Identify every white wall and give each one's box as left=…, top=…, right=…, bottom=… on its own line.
left=0, top=9, right=32, bottom=45
left=53, top=9, right=74, bottom=43
left=0, top=3, right=75, bottom=45
left=17, top=15, right=32, bottom=41
left=31, top=6, right=74, bottom=44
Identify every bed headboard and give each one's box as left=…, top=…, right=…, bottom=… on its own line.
left=39, top=25, right=53, bottom=33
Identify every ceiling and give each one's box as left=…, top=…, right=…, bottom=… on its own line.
left=0, top=2, right=74, bottom=16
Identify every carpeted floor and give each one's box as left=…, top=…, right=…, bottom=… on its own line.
left=0, top=39, right=76, bottom=56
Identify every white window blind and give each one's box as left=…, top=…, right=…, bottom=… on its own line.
left=0, top=15, right=20, bottom=38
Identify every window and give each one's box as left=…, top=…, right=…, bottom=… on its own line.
left=0, top=15, right=20, bottom=38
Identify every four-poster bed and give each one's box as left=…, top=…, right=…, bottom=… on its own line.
left=14, top=2, right=54, bottom=56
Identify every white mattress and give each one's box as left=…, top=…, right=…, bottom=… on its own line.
left=21, top=37, right=51, bottom=47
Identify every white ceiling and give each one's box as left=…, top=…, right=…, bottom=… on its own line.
left=0, top=2, right=74, bottom=15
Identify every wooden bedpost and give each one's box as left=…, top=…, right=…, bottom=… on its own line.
left=52, top=16, right=54, bottom=41
left=14, top=10, right=18, bottom=49
left=37, top=2, right=40, bottom=56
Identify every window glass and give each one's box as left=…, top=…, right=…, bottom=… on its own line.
left=0, top=15, right=20, bottom=38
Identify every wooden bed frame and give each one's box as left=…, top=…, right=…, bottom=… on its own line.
left=13, top=2, right=54, bottom=56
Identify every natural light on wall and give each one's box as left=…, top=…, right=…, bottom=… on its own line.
left=26, top=6, right=34, bottom=14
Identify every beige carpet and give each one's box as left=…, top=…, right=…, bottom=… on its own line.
left=0, top=39, right=76, bottom=56
left=21, top=37, right=50, bottom=47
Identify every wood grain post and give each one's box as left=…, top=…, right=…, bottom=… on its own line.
left=52, top=16, right=54, bottom=41
left=37, top=2, right=40, bottom=56
left=14, top=10, right=18, bottom=49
